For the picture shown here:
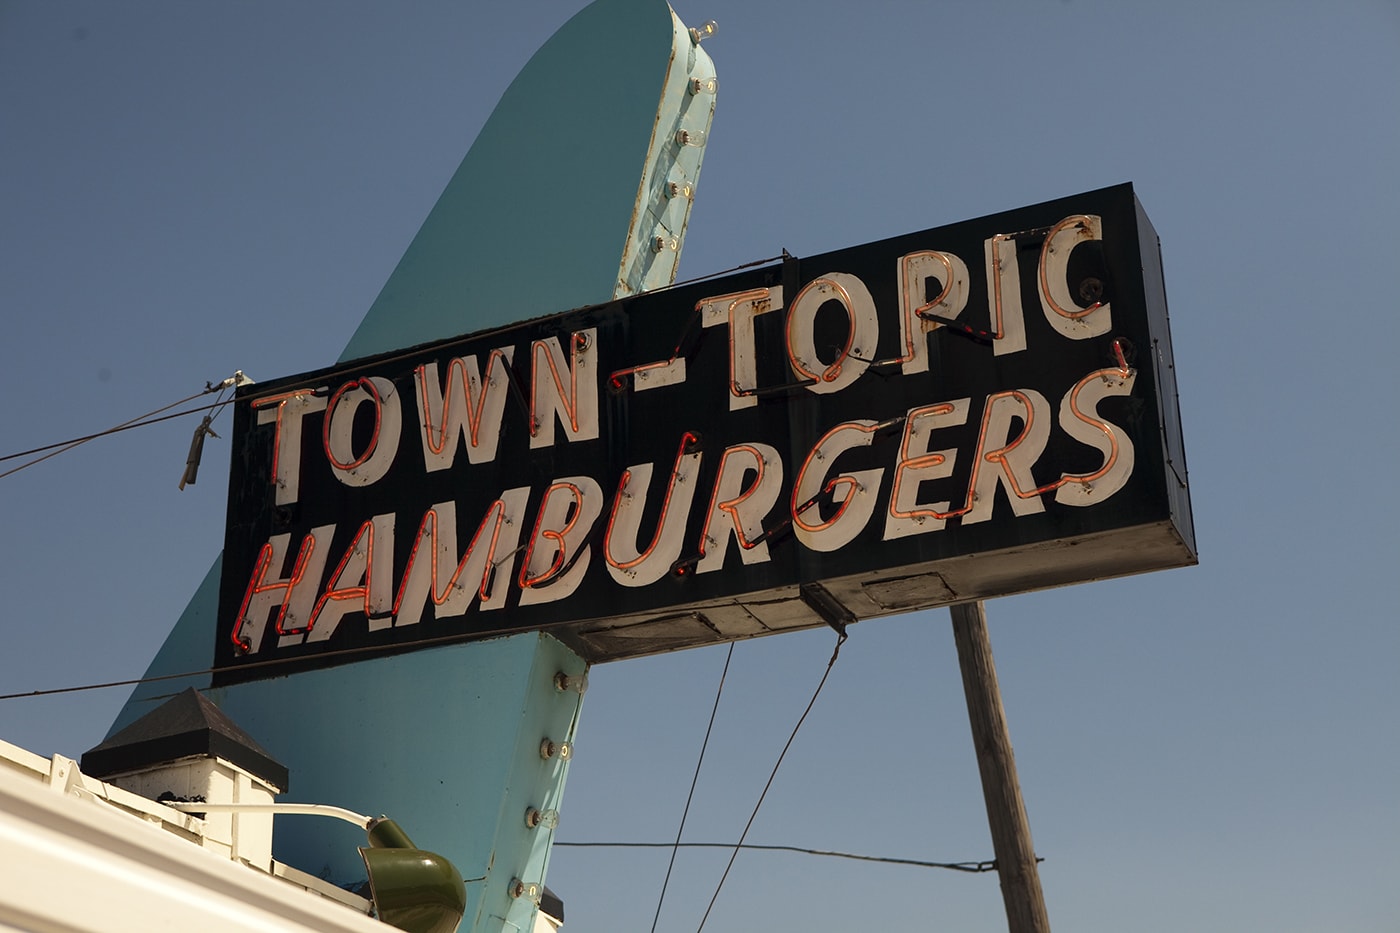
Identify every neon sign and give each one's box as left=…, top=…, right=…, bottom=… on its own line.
left=215, top=183, right=1193, bottom=683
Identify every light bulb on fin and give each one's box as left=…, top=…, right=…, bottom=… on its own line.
left=675, top=128, right=707, bottom=147
left=524, top=807, right=561, bottom=830
left=689, top=20, right=718, bottom=44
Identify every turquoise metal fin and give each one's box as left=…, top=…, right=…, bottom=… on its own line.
left=110, top=2, right=716, bottom=931
left=339, top=0, right=715, bottom=360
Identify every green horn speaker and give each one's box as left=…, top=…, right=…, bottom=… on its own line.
left=360, top=818, right=467, bottom=933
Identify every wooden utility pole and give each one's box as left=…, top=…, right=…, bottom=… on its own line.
left=950, top=601, right=1051, bottom=933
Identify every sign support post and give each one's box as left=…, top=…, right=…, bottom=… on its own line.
left=951, top=600, right=1051, bottom=933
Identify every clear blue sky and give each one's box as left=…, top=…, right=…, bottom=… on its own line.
left=2, top=2, right=1397, bottom=931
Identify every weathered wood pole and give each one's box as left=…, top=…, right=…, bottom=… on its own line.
left=950, top=600, right=1051, bottom=933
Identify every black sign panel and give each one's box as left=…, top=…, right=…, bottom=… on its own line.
left=215, top=184, right=1193, bottom=683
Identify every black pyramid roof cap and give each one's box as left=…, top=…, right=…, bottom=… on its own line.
left=540, top=886, right=564, bottom=923
left=82, top=688, right=288, bottom=792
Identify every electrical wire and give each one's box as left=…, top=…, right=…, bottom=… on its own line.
left=0, top=624, right=577, bottom=701
left=0, top=665, right=217, bottom=702
left=650, top=643, right=734, bottom=933
left=695, top=630, right=847, bottom=932
left=0, top=384, right=234, bottom=480
left=554, top=841, right=998, bottom=874
left=662, top=252, right=787, bottom=292
left=0, top=251, right=793, bottom=477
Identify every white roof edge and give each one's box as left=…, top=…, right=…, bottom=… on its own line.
left=0, top=743, right=384, bottom=932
